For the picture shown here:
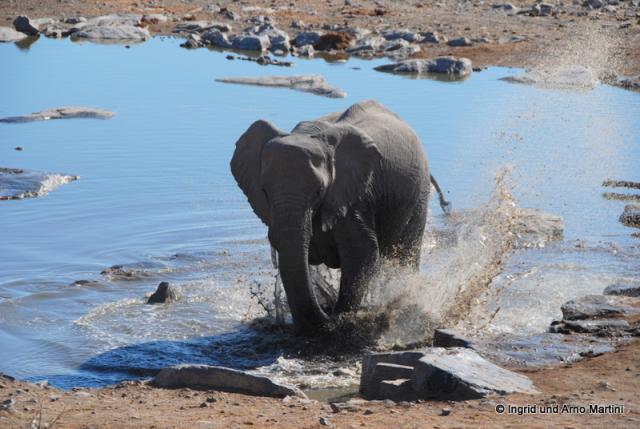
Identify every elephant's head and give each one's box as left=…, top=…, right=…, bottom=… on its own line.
left=231, top=119, right=381, bottom=333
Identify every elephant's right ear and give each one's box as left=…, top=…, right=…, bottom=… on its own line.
left=231, top=120, right=287, bottom=225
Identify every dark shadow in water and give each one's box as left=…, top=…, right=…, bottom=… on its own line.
left=15, top=36, right=39, bottom=51
left=31, top=322, right=372, bottom=390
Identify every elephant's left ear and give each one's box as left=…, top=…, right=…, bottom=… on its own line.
left=318, top=124, right=382, bottom=232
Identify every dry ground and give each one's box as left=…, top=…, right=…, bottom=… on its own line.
left=0, top=338, right=638, bottom=428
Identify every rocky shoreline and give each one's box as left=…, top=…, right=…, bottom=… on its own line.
left=1, top=0, right=639, bottom=89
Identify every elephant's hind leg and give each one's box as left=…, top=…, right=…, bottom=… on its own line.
left=394, top=200, right=428, bottom=270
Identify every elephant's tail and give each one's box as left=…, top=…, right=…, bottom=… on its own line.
left=430, top=174, right=452, bottom=215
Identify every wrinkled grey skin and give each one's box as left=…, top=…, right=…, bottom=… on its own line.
left=231, top=100, right=449, bottom=335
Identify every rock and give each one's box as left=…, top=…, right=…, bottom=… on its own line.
left=216, top=75, right=346, bottom=98
left=377, top=379, right=416, bottom=401
left=13, top=16, right=39, bottom=36
left=512, top=208, right=564, bottom=248
left=291, top=20, right=305, bottom=29
left=64, top=17, right=87, bottom=25
left=71, top=280, right=104, bottom=288
left=1, top=397, right=15, bottom=411
left=224, top=10, right=239, bottom=21
left=297, top=44, right=315, bottom=57
left=561, top=295, right=640, bottom=320
left=330, top=401, right=360, bottom=413
left=614, top=75, right=640, bottom=91
left=501, top=66, right=597, bottom=89
left=141, top=14, right=168, bottom=24
left=0, top=26, right=27, bottom=42
left=375, top=56, right=473, bottom=77
left=530, top=3, right=554, bottom=16
left=313, top=31, right=355, bottom=50
left=231, top=33, right=271, bottom=51
left=604, top=283, right=640, bottom=297
left=202, top=29, right=232, bottom=48
left=293, top=31, right=323, bottom=47
left=147, top=282, right=177, bottom=304
left=360, top=350, right=424, bottom=396
left=620, top=205, right=640, bottom=228
left=42, top=22, right=86, bottom=38
left=493, top=3, right=519, bottom=13
left=447, top=37, right=472, bottom=47
left=412, top=348, right=539, bottom=399
left=85, top=14, right=142, bottom=27
left=585, top=0, right=604, bottom=8
left=420, top=31, right=443, bottom=44
left=433, top=329, right=474, bottom=348
left=346, top=35, right=385, bottom=53
left=0, top=168, right=79, bottom=201
left=364, top=363, right=415, bottom=398
left=381, top=29, right=421, bottom=43
left=72, top=25, right=150, bottom=43
left=153, top=365, right=306, bottom=398
left=181, top=33, right=202, bottom=49
left=551, top=319, right=632, bottom=335
left=253, top=25, right=290, bottom=52
left=319, top=417, right=332, bottom=426
left=174, top=21, right=231, bottom=33
left=440, top=407, right=452, bottom=416
left=0, top=106, right=115, bottom=123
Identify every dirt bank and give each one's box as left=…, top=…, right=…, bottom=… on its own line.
left=0, top=338, right=638, bottom=428
left=1, top=0, right=639, bottom=75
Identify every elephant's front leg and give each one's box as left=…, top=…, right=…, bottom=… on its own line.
left=333, top=216, right=380, bottom=314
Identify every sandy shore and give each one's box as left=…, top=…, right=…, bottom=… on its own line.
left=1, top=0, right=639, bottom=75
left=0, top=338, right=638, bottom=428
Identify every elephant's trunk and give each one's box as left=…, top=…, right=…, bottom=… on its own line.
left=269, top=208, right=329, bottom=334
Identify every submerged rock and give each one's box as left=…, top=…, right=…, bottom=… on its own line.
left=411, top=348, right=539, bottom=399
left=619, top=205, right=640, bottom=228
left=375, top=56, right=473, bottom=77
left=216, top=75, right=346, bottom=98
left=72, top=25, right=150, bottom=43
left=153, top=365, right=306, bottom=398
left=0, top=26, right=27, bottom=42
left=613, top=75, right=640, bottom=91
left=512, top=207, right=564, bottom=248
left=604, top=283, right=640, bottom=297
left=501, top=66, right=597, bottom=89
left=0, top=168, right=79, bottom=201
left=0, top=106, right=115, bottom=123
left=147, top=282, right=177, bottom=304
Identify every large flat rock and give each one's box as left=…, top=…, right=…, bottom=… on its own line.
left=411, top=348, right=539, bottom=399
left=501, top=66, right=597, bottom=90
left=72, top=25, right=150, bottom=43
left=153, top=364, right=305, bottom=398
left=0, top=106, right=115, bottom=123
left=0, top=26, right=27, bottom=42
left=216, top=75, right=346, bottom=98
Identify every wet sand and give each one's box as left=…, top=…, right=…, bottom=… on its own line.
left=1, top=338, right=638, bottom=428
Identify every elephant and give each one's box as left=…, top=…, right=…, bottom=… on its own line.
left=231, top=100, right=450, bottom=335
